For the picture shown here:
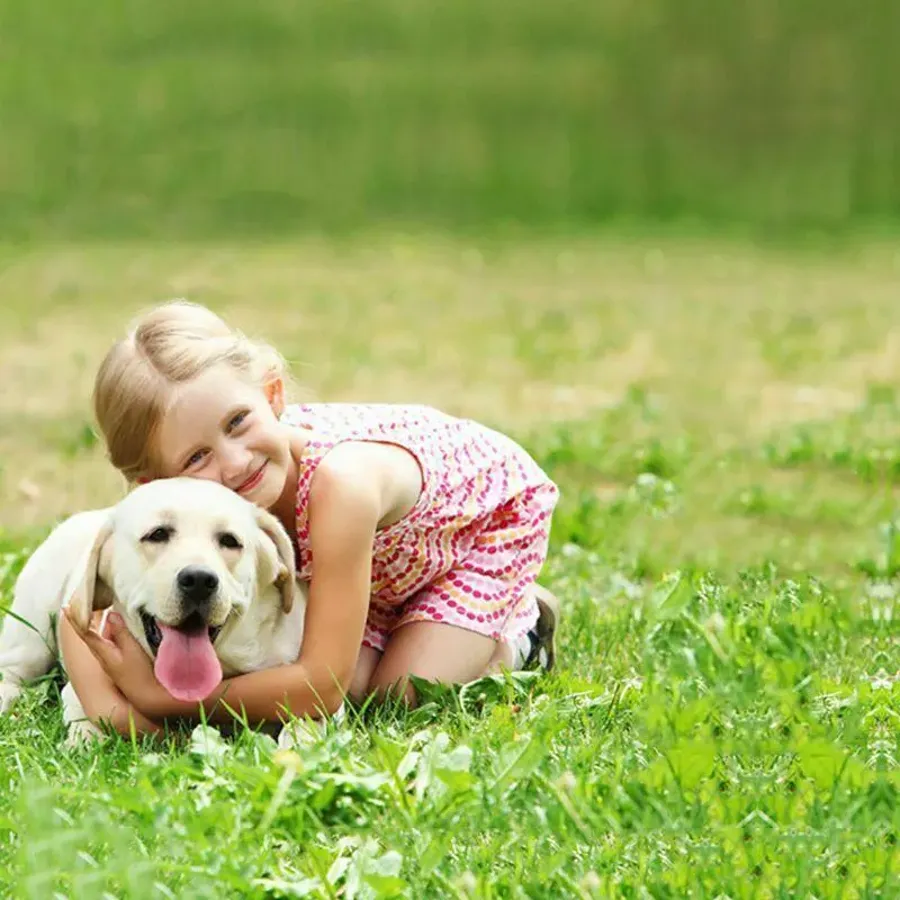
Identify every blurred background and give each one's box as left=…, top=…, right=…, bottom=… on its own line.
left=0, top=0, right=897, bottom=576
left=1, top=6, right=896, bottom=893
left=1, top=0, right=897, bottom=240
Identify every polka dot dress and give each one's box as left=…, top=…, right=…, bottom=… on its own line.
left=282, top=403, right=559, bottom=652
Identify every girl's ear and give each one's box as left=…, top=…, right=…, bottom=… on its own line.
left=264, top=376, right=285, bottom=418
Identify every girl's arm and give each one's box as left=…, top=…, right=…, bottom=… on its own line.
left=83, top=453, right=382, bottom=726
left=59, top=611, right=164, bottom=737
left=204, top=458, right=380, bottom=722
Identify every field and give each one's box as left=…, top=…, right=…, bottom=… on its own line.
left=1, top=1, right=899, bottom=239
left=0, top=235, right=897, bottom=897
left=1, top=0, right=899, bottom=894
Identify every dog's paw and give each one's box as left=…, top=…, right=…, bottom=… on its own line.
left=276, top=704, right=346, bottom=751
left=276, top=721, right=320, bottom=751
left=0, top=681, right=22, bottom=715
left=64, top=718, right=106, bottom=749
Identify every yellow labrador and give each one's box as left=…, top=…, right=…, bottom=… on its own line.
left=0, top=478, right=308, bottom=744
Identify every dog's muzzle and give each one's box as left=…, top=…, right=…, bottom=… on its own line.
left=176, top=565, right=219, bottom=613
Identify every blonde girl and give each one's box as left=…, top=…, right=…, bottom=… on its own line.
left=62, top=300, right=560, bottom=735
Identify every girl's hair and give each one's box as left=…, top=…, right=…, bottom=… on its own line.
left=93, top=300, right=288, bottom=482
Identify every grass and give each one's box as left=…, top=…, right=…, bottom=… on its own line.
left=0, top=233, right=898, bottom=896
left=1, top=0, right=899, bottom=238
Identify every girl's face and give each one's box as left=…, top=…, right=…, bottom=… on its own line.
left=151, top=365, right=294, bottom=512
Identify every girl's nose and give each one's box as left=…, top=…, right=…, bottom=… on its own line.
left=219, top=442, right=253, bottom=487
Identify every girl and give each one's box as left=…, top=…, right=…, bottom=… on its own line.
left=61, top=300, right=560, bottom=736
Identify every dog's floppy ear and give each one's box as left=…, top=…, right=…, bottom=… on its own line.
left=64, top=518, right=115, bottom=632
left=253, top=507, right=296, bottom=613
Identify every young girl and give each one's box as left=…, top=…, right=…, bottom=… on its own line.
left=61, top=300, right=560, bottom=736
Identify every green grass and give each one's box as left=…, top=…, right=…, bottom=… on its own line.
left=1, top=234, right=899, bottom=896
left=1, top=0, right=899, bottom=238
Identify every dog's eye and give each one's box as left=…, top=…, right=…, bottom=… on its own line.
left=142, top=526, right=173, bottom=544
left=218, top=532, right=243, bottom=550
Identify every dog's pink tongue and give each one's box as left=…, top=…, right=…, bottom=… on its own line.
left=154, top=623, right=222, bottom=702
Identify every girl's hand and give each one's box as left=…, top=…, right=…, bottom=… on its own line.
left=63, top=608, right=177, bottom=720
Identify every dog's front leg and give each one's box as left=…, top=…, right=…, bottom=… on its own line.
left=0, top=566, right=59, bottom=714
left=0, top=509, right=110, bottom=714
left=60, top=682, right=105, bottom=747
left=276, top=704, right=346, bottom=750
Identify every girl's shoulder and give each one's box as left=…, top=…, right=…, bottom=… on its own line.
left=282, top=402, right=538, bottom=468
left=282, top=402, right=458, bottom=431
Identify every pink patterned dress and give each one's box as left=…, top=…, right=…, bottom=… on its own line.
left=281, top=404, right=559, bottom=652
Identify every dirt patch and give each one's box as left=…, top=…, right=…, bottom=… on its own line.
left=835, top=329, right=900, bottom=387
left=746, top=329, right=900, bottom=430
left=754, top=382, right=861, bottom=428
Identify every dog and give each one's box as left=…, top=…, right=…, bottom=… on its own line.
left=0, top=477, right=309, bottom=745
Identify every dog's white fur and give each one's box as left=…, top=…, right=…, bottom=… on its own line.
left=0, top=478, right=308, bottom=745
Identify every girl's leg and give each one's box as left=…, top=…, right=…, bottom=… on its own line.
left=366, top=585, right=559, bottom=706
left=348, top=645, right=382, bottom=705
left=364, top=480, right=560, bottom=707
left=367, top=620, right=498, bottom=705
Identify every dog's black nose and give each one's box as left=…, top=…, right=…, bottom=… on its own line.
left=176, top=566, right=219, bottom=608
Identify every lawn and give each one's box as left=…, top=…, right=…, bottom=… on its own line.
left=1, top=0, right=896, bottom=238
left=0, top=234, right=897, bottom=897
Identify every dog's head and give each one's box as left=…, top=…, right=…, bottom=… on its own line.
left=67, top=477, right=296, bottom=702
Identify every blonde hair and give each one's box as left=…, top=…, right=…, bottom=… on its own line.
left=93, top=300, right=289, bottom=482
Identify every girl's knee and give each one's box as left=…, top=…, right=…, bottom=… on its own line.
left=364, top=672, right=418, bottom=708
left=348, top=644, right=382, bottom=705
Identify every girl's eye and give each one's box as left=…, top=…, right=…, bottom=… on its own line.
left=184, top=449, right=207, bottom=470
left=228, top=411, right=249, bottom=432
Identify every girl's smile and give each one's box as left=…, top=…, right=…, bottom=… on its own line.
left=153, top=365, right=294, bottom=515
left=236, top=460, right=269, bottom=496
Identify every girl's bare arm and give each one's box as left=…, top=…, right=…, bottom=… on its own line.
left=129, top=457, right=380, bottom=725
left=93, top=442, right=419, bottom=727
left=59, top=612, right=164, bottom=737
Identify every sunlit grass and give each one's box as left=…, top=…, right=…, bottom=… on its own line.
left=0, top=234, right=897, bottom=896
